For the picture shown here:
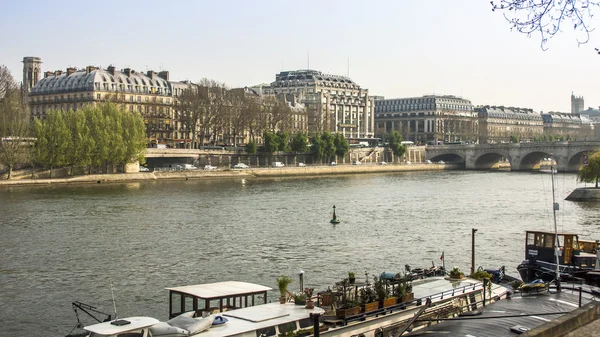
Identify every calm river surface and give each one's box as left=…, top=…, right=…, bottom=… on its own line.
left=1, top=170, right=599, bottom=336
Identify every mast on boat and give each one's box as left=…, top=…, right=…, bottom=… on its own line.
left=550, top=156, right=561, bottom=292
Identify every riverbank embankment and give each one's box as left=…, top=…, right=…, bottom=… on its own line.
left=0, top=163, right=456, bottom=186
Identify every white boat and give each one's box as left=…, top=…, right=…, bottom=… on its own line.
left=80, top=277, right=508, bottom=337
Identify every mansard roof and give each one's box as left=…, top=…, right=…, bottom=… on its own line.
left=30, top=67, right=172, bottom=96
left=476, top=106, right=542, bottom=120
left=272, top=69, right=360, bottom=90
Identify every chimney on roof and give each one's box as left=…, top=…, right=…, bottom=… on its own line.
left=66, top=67, right=76, bottom=76
left=123, top=68, right=132, bottom=77
left=107, top=65, right=116, bottom=76
left=158, top=71, right=169, bottom=81
left=147, top=70, right=156, bottom=79
left=86, top=66, right=97, bottom=74
left=54, top=70, right=63, bottom=76
left=44, top=71, right=53, bottom=78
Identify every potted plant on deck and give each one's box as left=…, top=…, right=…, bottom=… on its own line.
left=277, top=275, right=293, bottom=304
left=304, top=287, right=315, bottom=309
left=449, top=267, right=465, bottom=280
left=374, top=276, right=396, bottom=308
left=334, top=278, right=360, bottom=318
left=395, top=279, right=414, bottom=303
left=358, top=273, right=378, bottom=312
left=293, top=291, right=306, bottom=306
left=348, top=271, right=356, bottom=284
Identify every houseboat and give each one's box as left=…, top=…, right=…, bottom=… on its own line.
left=81, top=276, right=509, bottom=337
left=517, top=230, right=600, bottom=285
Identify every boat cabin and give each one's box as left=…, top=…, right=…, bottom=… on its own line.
left=166, top=281, right=271, bottom=319
left=525, top=230, right=597, bottom=269
left=85, top=317, right=159, bottom=337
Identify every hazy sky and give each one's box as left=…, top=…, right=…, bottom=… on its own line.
left=2, top=0, right=598, bottom=112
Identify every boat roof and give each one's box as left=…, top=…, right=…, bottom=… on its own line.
left=525, top=230, right=580, bottom=236
left=166, top=281, right=272, bottom=299
left=85, top=317, right=159, bottom=335
left=196, top=303, right=324, bottom=337
left=406, top=288, right=597, bottom=337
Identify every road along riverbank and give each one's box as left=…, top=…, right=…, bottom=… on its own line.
left=0, top=163, right=456, bottom=186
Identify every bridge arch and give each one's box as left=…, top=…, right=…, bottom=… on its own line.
left=428, top=152, right=465, bottom=164
left=518, top=151, right=553, bottom=171
left=473, top=152, right=511, bottom=170
left=567, top=151, right=589, bottom=172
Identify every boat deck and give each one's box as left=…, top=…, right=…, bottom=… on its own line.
left=404, top=286, right=599, bottom=336
left=192, top=302, right=324, bottom=337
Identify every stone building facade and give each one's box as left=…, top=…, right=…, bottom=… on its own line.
left=476, top=106, right=544, bottom=143
left=262, top=69, right=374, bottom=139
left=374, top=95, right=477, bottom=144
left=542, top=112, right=594, bottom=140
left=26, top=57, right=174, bottom=146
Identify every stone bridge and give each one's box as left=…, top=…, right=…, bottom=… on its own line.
left=425, top=141, right=600, bottom=172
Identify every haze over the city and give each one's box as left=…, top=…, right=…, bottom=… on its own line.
left=1, top=0, right=598, bottom=112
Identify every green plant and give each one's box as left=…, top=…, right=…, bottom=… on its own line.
left=470, top=270, right=493, bottom=296
left=293, top=292, right=306, bottom=302
left=373, top=276, right=389, bottom=300
left=348, top=271, right=355, bottom=279
left=449, top=267, right=464, bottom=279
left=394, top=280, right=408, bottom=298
left=277, top=275, right=293, bottom=298
left=334, top=278, right=358, bottom=308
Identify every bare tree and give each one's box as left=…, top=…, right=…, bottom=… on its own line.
left=0, top=66, right=30, bottom=179
left=491, top=0, right=599, bottom=49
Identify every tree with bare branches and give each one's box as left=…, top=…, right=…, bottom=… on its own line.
left=176, top=79, right=228, bottom=148
left=0, top=66, right=30, bottom=179
left=491, top=0, right=599, bottom=49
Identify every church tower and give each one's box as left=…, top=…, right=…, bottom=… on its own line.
left=22, top=56, right=42, bottom=93
left=571, top=92, right=584, bottom=114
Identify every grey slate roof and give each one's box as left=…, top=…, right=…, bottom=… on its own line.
left=30, top=68, right=172, bottom=96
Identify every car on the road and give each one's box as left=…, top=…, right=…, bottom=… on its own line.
left=352, top=161, right=362, bottom=165
left=233, top=163, right=249, bottom=169
left=298, top=162, right=306, bottom=167
left=425, top=160, right=432, bottom=164
left=330, top=162, right=337, bottom=166
left=438, top=160, right=446, bottom=164
left=379, top=161, right=387, bottom=165
left=204, top=165, right=217, bottom=170
left=139, top=166, right=150, bottom=172
left=181, top=164, right=198, bottom=170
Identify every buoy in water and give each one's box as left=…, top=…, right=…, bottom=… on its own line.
left=330, top=205, right=340, bottom=224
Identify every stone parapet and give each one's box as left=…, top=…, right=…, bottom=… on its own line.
left=565, top=187, right=600, bottom=201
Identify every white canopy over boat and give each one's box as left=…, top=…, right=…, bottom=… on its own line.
left=166, top=281, right=272, bottom=299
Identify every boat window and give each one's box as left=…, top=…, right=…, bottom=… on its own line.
left=544, top=234, right=554, bottom=248
left=527, top=233, right=535, bottom=245
left=170, top=292, right=182, bottom=316
left=277, top=322, right=297, bottom=335
left=255, top=325, right=276, bottom=337
left=117, top=333, right=143, bottom=337
left=184, top=295, right=194, bottom=312
left=535, top=233, right=545, bottom=247
left=299, top=317, right=312, bottom=329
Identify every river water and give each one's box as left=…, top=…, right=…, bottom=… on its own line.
left=1, top=171, right=598, bottom=337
